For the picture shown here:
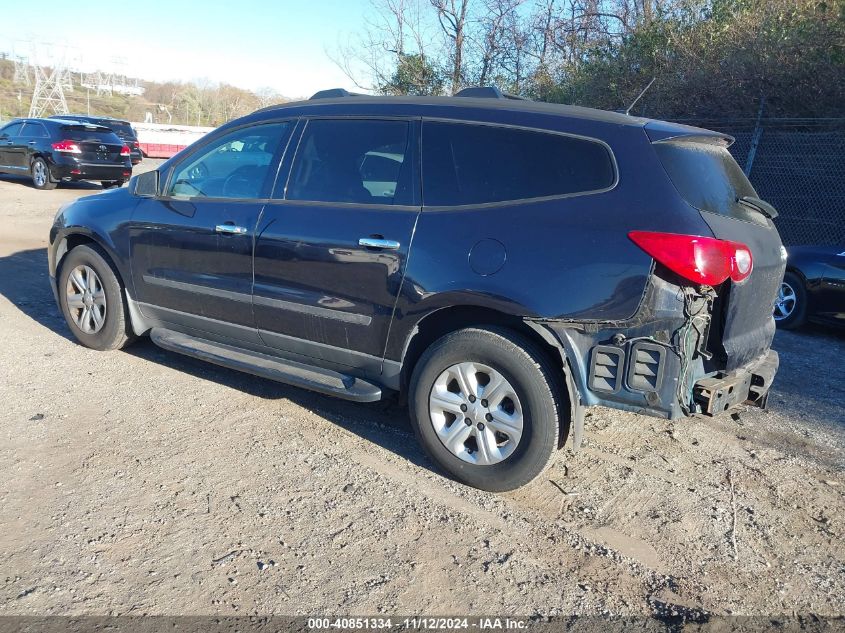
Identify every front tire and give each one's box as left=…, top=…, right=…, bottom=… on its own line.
left=774, top=271, right=807, bottom=330
left=409, top=327, right=563, bottom=492
left=32, top=158, right=57, bottom=190
left=58, top=245, right=135, bottom=351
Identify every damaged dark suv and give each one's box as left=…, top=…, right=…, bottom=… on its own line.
left=48, top=87, right=784, bottom=492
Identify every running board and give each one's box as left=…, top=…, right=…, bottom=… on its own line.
left=149, top=328, right=383, bottom=402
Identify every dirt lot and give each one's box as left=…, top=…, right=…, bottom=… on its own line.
left=0, top=165, right=843, bottom=619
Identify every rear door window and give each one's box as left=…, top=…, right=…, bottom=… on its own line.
left=421, top=121, right=615, bottom=207
left=285, top=119, right=413, bottom=205
left=20, top=122, right=49, bottom=138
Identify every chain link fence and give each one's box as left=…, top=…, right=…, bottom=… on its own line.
left=677, top=117, right=845, bottom=246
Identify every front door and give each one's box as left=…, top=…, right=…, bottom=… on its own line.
left=129, top=121, right=295, bottom=344
left=253, top=117, right=420, bottom=373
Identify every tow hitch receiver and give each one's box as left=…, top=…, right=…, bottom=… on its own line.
left=694, top=372, right=754, bottom=415
left=693, top=351, right=779, bottom=416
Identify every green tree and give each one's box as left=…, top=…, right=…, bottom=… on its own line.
left=380, top=53, right=445, bottom=95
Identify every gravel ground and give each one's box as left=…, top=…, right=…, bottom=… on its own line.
left=0, top=166, right=843, bottom=618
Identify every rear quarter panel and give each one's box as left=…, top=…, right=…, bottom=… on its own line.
left=385, top=121, right=715, bottom=361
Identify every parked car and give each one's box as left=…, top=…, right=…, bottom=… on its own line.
left=775, top=245, right=845, bottom=329
left=0, top=118, right=132, bottom=190
left=47, top=87, right=785, bottom=492
left=48, top=115, right=142, bottom=164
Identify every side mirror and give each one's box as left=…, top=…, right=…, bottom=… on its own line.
left=132, top=170, right=159, bottom=198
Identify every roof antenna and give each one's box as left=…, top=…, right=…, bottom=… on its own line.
left=624, top=77, right=655, bottom=116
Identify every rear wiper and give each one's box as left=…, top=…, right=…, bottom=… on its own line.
left=737, top=195, right=778, bottom=219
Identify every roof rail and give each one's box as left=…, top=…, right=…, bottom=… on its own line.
left=309, top=88, right=365, bottom=100
left=454, top=86, right=527, bottom=101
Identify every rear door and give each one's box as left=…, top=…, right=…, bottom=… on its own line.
left=129, top=121, right=295, bottom=344
left=652, top=137, right=786, bottom=369
left=253, top=117, right=420, bottom=371
left=18, top=122, right=49, bottom=167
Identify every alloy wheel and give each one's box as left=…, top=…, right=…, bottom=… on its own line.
left=65, top=265, right=107, bottom=334
left=33, top=161, right=47, bottom=187
left=773, top=281, right=797, bottom=321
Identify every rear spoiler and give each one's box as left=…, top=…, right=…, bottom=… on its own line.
left=644, top=120, right=734, bottom=148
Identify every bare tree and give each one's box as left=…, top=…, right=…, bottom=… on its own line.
left=329, top=0, right=436, bottom=92
left=430, top=0, right=471, bottom=94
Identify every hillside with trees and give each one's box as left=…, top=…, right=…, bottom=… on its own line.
left=335, top=0, right=845, bottom=119
left=0, top=58, right=287, bottom=124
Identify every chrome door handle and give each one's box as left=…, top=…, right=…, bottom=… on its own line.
left=359, top=237, right=400, bottom=250
left=215, top=224, right=248, bottom=235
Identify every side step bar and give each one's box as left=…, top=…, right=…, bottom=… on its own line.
left=150, top=328, right=383, bottom=402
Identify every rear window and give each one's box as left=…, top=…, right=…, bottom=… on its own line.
left=60, top=126, right=120, bottom=143
left=100, top=121, right=134, bottom=138
left=422, top=121, right=615, bottom=207
left=654, top=140, right=764, bottom=224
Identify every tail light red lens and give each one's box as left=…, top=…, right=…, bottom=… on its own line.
left=628, top=231, right=753, bottom=286
left=52, top=140, right=81, bottom=154
left=132, top=141, right=140, bottom=149
left=120, top=145, right=131, bottom=157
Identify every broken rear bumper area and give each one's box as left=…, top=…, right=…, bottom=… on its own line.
left=693, top=349, right=778, bottom=415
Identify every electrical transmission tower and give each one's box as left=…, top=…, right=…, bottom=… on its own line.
left=13, top=55, right=31, bottom=86
left=29, top=64, right=69, bottom=117
left=25, top=41, right=72, bottom=117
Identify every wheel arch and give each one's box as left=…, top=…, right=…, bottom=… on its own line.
left=55, top=232, right=131, bottom=297
left=397, top=304, right=574, bottom=449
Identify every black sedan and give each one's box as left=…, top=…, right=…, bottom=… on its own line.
left=0, top=118, right=132, bottom=190
left=775, top=245, right=845, bottom=329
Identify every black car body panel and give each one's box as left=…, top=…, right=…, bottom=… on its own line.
left=785, top=245, right=845, bottom=326
left=47, top=115, right=142, bottom=164
left=0, top=118, right=132, bottom=184
left=48, top=93, right=785, bottom=427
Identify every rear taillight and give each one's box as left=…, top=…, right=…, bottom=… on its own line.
left=628, top=231, right=753, bottom=286
left=52, top=140, right=81, bottom=154
left=120, top=145, right=131, bottom=157
left=132, top=141, right=140, bottom=149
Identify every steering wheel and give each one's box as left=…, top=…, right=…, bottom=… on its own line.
left=222, top=173, right=254, bottom=198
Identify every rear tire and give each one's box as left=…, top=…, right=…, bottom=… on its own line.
left=32, top=158, right=57, bottom=190
left=58, top=245, right=135, bottom=351
left=774, top=271, right=807, bottom=330
left=101, top=180, right=125, bottom=189
left=409, top=327, right=563, bottom=492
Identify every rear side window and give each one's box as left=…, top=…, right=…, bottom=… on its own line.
left=422, top=121, right=615, bottom=207
left=21, top=122, right=49, bottom=138
left=653, top=140, right=763, bottom=223
left=286, top=119, right=412, bottom=205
